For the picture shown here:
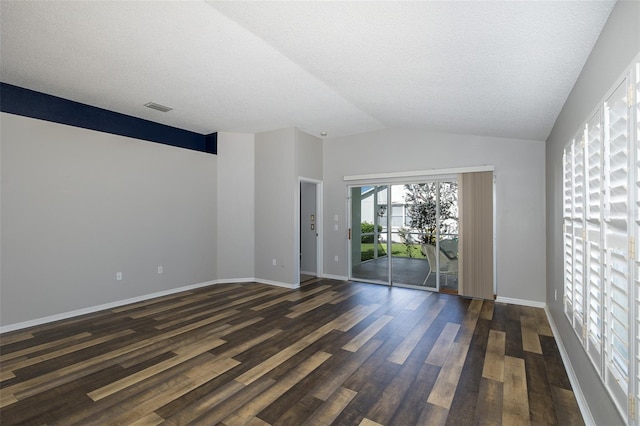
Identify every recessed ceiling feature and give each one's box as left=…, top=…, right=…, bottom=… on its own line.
left=0, top=1, right=617, bottom=140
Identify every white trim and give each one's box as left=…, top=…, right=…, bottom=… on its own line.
left=0, top=280, right=219, bottom=334
left=254, top=278, right=299, bottom=289
left=320, top=273, right=349, bottom=281
left=219, top=277, right=301, bottom=289
left=300, top=271, right=317, bottom=276
left=216, top=277, right=256, bottom=284
left=315, top=181, right=324, bottom=279
left=0, top=275, right=354, bottom=333
left=0, top=277, right=311, bottom=333
left=494, top=296, right=546, bottom=309
left=545, top=306, right=596, bottom=426
left=344, top=165, right=494, bottom=182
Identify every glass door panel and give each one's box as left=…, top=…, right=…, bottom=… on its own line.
left=438, top=181, right=459, bottom=292
left=350, top=185, right=389, bottom=284
left=390, top=184, right=429, bottom=287
left=403, top=182, right=439, bottom=290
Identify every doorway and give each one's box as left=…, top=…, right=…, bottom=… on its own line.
left=299, top=180, right=322, bottom=284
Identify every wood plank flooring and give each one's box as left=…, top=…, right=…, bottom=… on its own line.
left=0, top=280, right=583, bottom=425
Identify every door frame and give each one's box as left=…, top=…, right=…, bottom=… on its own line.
left=295, top=177, right=323, bottom=285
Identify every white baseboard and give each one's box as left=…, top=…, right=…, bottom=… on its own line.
left=0, top=276, right=327, bottom=333
left=215, top=277, right=256, bottom=284
left=300, top=270, right=316, bottom=276
left=494, top=296, right=546, bottom=309
left=0, top=273, right=421, bottom=333
left=254, top=278, right=299, bottom=289
left=320, top=273, right=349, bottom=281
left=544, top=306, right=595, bottom=426
left=0, top=280, right=219, bottom=334
left=218, top=277, right=300, bottom=289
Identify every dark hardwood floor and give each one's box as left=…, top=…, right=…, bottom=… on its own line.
left=0, top=280, right=583, bottom=425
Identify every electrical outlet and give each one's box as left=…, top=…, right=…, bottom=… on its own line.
left=334, top=224, right=338, bottom=231
left=116, top=272, right=122, bottom=281
left=334, top=256, right=339, bottom=262
left=272, top=259, right=277, bottom=266
left=158, top=266, right=163, bottom=274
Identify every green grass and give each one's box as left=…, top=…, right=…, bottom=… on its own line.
left=360, top=243, right=425, bottom=261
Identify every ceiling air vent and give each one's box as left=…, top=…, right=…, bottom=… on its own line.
left=144, top=102, right=173, bottom=112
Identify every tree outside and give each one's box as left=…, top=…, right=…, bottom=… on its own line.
left=358, top=182, right=459, bottom=261
left=403, top=182, right=458, bottom=245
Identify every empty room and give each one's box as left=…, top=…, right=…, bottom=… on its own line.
left=1, top=1, right=639, bottom=425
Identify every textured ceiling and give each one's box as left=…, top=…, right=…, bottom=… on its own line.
left=0, top=1, right=616, bottom=140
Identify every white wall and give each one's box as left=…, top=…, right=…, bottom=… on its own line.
left=323, top=128, right=546, bottom=302
left=296, top=128, right=323, bottom=281
left=254, top=127, right=297, bottom=285
left=545, top=1, right=640, bottom=424
left=253, top=127, right=322, bottom=286
left=216, top=132, right=255, bottom=280
left=296, top=128, right=323, bottom=181
left=0, top=112, right=218, bottom=327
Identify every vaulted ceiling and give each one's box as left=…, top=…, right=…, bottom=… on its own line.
left=0, top=1, right=616, bottom=140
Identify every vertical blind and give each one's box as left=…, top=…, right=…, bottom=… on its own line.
left=563, top=59, right=639, bottom=423
left=459, top=171, right=494, bottom=300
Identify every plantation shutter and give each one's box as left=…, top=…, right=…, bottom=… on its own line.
left=603, top=77, right=632, bottom=414
left=563, top=146, right=575, bottom=319
left=634, top=63, right=640, bottom=420
left=586, top=110, right=604, bottom=369
left=572, top=133, right=587, bottom=342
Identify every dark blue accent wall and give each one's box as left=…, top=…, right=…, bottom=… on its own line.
left=205, top=132, right=218, bottom=155
left=0, top=83, right=217, bottom=155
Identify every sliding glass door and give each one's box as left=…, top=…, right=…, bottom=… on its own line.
left=349, top=180, right=458, bottom=292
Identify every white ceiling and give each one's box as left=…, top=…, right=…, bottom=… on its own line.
left=0, top=1, right=616, bottom=141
